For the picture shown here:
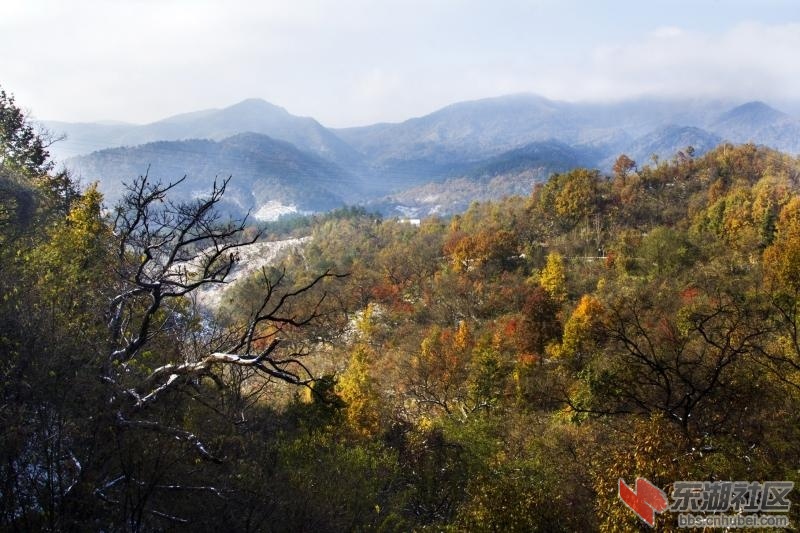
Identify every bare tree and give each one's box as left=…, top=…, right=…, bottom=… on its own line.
left=96, top=173, right=344, bottom=523
left=560, top=286, right=770, bottom=439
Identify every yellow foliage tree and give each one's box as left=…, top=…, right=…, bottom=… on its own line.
left=764, top=197, right=800, bottom=294
left=30, top=184, right=110, bottom=319
left=554, top=168, right=599, bottom=224
left=337, top=304, right=382, bottom=437
left=337, top=343, right=381, bottom=438
left=539, top=251, right=567, bottom=302
left=554, top=294, right=603, bottom=367
left=454, top=319, right=472, bottom=352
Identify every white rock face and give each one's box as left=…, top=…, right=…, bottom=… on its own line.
left=188, top=237, right=311, bottom=312
left=253, top=201, right=299, bottom=221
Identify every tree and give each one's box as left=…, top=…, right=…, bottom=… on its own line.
left=0, top=87, right=89, bottom=529
left=0, top=87, right=53, bottom=176
left=553, top=168, right=601, bottom=226
left=87, top=174, right=348, bottom=523
left=0, top=87, right=75, bottom=245
left=612, top=154, right=636, bottom=180
left=539, top=251, right=567, bottom=302
left=1, top=158, right=347, bottom=527
left=337, top=305, right=382, bottom=437
left=761, top=197, right=800, bottom=390
left=638, top=226, right=697, bottom=278
left=555, top=294, right=604, bottom=369
left=570, top=278, right=771, bottom=439
left=406, top=322, right=477, bottom=418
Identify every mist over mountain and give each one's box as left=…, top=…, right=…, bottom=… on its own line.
left=715, top=101, right=787, bottom=132
left=45, top=99, right=362, bottom=167
left=466, top=140, right=601, bottom=179
left=711, top=101, right=800, bottom=153
left=369, top=140, right=597, bottom=217
left=52, top=94, right=800, bottom=218
left=601, top=125, right=723, bottom=168
left=68, top=133, right=356, bottom=218
left=335, top=94, right=731, bottom=160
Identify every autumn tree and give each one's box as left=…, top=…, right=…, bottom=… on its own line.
left=551, top=168, right=601, bottom=226
left=761, top=197, right=800, bottom=390
left=0, top=93, right=348, bottom=527
left=554, top=294, right=604, bottom=369
left=406, top=321, right=477, bottom=418
left=539, top=251, right=567, bottom=302
left=570, top=274, right=772, bottom=440
left=612, top=153, right=636, bottom=180
left=500, top=284, right=561, bottom=357
left=337, top=304, right=382, bottom=437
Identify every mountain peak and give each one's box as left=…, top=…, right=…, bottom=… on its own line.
left=222, top=98, right=291, bottom=117
left=438, top=92, right=558, bottom=114
left=718, top=101, right=786, bottom=123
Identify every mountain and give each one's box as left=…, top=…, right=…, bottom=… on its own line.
left=336, top=94, right=734, bottom=160
left=465, top=139, right=601, bottom=179
left=335, top=95, right=739, bottom=187
left=339, top=94, right=568, bottom=161
left=68, top=133, right=356, bottom=218
left=606, top=125, right=722, bottom=168
left=711, top=101, right=800, bottom=153
left=44, top=99, right=363, bottom=168
left=337, top=95, right=592, bottom=191
left=370, top=140, right=598, bottom=217
left=712, top=101, right=787, bottom=138
left=50, top=94, right=800, bottom=218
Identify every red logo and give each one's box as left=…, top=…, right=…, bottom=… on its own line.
left=619, top=477, right=669, bottom=526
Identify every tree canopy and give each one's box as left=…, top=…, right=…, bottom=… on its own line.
left=2, top=85, right=799, bottom=530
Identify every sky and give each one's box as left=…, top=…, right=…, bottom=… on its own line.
left=2, top=0, right=799, bottom=127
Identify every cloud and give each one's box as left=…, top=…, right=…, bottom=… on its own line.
left=2, top=2, right=799, bottom=126
left=532, top=21, right=800, bottom=103
left=651, top=26, right=684, bottom=39
left=335, top=21, right=800, bottom=124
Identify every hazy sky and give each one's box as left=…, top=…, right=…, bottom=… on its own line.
left=2, top=0, right=799, bottom=127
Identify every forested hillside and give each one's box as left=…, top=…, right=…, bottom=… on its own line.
left=3, top=88, right=800, bottom=531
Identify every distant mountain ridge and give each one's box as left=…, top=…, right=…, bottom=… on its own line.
left=48, top=94, right=800, bottom=217
left=600, top=125, right=723, bottom=168
left=711, top=101, right=800, bottom=153
left=45, top=99, right=362, bottom=167
left=335, top=95, right=733, bottom=161
left=68, top=132, right=357, bottom=217
left=369, top=140, right=598, bottom=217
